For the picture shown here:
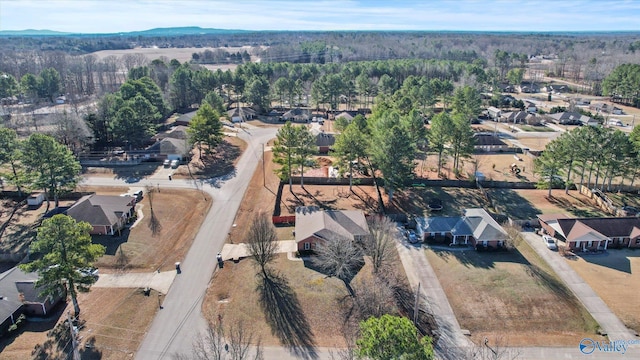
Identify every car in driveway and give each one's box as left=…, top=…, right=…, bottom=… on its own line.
left=406, top=229, right=418, bottom=243
left=428, top=198, right=443, bottom=211
left=163, top=159, right=171, bottom=167
left=170, top=159, right=180, bottom=168
left=543, top=235, right=557, bottom=250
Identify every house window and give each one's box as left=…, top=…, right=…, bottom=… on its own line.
left=588, top=241, right=593, bottom=248
left=636, top=239, right=640, bottom=245
left=304, top=243, right=310, bottom=250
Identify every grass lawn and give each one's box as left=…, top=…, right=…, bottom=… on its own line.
left=425, top=239, right=601, bottom=346
left=0, top=288, right=160, bottom=360
left=204, top=254, right=358, bottom=348
left=76, top=187, right=211, bottom=272
left=566, top=249, right=640, bottom=333
left=516, top=125, right=556, bottom=132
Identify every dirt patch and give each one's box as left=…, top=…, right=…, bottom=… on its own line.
left=76, top=186, right=211, bottom=272
left=566, top=250, right=640, bottom=333
left=496, top=189, right=608, bottom=219
left=425, top=240, right=601, bottom=346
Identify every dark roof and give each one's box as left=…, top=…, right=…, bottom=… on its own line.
left=175, top=111, right=197, bottom=124
left=0, top=267, right=45, bottom=320
left=66, top=195, right=134, bottom=227
left=295, top=206, right=369, bottom=243
left=473, top=134, right=507, bottom=146
left=315, top=133, right=335, bottom=147
left=147, top=138, right=189, bottom=155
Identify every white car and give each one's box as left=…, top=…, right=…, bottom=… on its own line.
left=543, top=235, right=557, bottom=250
left=170, top=159, right=179, bottom=168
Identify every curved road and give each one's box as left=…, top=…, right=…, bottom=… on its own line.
left=82, top=125, right=277, bottom=359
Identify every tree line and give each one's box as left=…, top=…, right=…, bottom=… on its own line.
left=535, top=125, right=640, bottom=196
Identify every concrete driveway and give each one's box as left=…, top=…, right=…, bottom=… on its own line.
left=521, top=232, right=636, bottom=341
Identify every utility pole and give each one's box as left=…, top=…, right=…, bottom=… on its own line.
left=413, top=282, right=421, bottom=326
left=262, top=143, right=266, bottom=187
left=68, top=311, right=81, bottom=360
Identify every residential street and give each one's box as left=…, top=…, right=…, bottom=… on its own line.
left=82, top=124, right=277, bottom=359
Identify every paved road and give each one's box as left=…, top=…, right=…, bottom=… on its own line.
left=82, top=125, right=277, bottom=359
left=394, top=239, right=473, bottom=359
left=521, top=232, right=637, bottom=342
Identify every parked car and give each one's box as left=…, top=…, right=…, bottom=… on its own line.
left=406, top=229, right=418, bottom=243
left=622, top=206, right=638, bottom=216
left=428, top=198, right=443, bottom=211
left=133, top=190, right=143, bottom=202
left=163, top=159, right=171, bottom=167
left=78, top=267, right=99, bottom=278
left=543, top=235, right=557, bottom=250
left=170, top=159, right=179, bottom=168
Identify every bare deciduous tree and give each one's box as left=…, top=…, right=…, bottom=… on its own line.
left=246, top=211, right=278, bottom=277
left=460, top=336, right=521, bottom=360
left=312, top=235, right=364, bottom=295
left=145, top=185, right=162, bottom=236
left=177, top=320, right=263, bottom=360
left=364, top=215, right=397, bottom=274
left=352, top=276, right=396, bottom=320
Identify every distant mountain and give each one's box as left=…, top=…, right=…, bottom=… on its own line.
left=0, top=26, right=248, bottom=37
left=123, top=27, right=249, bottom=36
left=0, top=29, right=74, bottom=36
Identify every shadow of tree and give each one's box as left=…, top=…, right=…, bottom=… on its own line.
left=111, top=163, right=161, bottom=183
left=31, top=313, right=77, bottom=360
left=487, top=189, right=541, bottom=219
left=79, top=336, right=103, bottom=359
left=256, top=270, right=317, bottom=359
left=91, top=228, right=131, bottom=256
left=430, top=247, right=528, bottom=270
left=190, top=140, right=242, bottom=178
left=545, top=195, right=602, bottom=217
left=581, top=250, right=635, bottom=274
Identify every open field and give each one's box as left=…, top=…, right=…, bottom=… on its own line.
left=425, top=240, right=601, bottom=346
left=488, top=189, right=608, bottom=220
left=566, top=249, right=640, bottom=333
left=75, top=186, right=211, bottom=272
left=89, top=46, right=262, bottom=64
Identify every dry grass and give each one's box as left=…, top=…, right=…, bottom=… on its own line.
left=73, top=186, right=212, bottom=272
left=424, top=240, right=601, bottom=347
left=203, top=254, right=354, bottom=347
left=489, top=189, right=608, bottom=219
left=566, top=249, right=640, bottom=333
left=0, top=288, right=160, bottom=360
left=173, top=136, right=247, bottom=179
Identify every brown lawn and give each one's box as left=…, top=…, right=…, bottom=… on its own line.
left=425, top=240, right=601, bottom=346
left=0, top=288, right=160, bottom=360
left=490, top=189, right=609, bottom=219
left=566, top=250, right=640, bottom=333
left=74, top=186, right=212, bottom=272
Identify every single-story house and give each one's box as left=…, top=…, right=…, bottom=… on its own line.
left=66, top=194, right=136, bottom=235
left=491, top=83, right=516, bottom=93
left=146, top=137, right=190, bottom=161
left=590, top=103, right=622, bottom=115
left=547, top=112, right=596, bottom=126
left=518, top=83, right=540, bottom=93
left=538, top=214, right=640, bottom=251
left=525, top=101, right=537, bottom=113
left=227, top=107, right=257, bottom=123
left=418, top=208, right=508, bottom=249
left=282, top=108, right=311, bottom=123
left=500, top=111, right=528, bottom=124
left=174, top=111, right=197, bottom=126
left=473, top=133, right=509, bottom=152
left=295, top=206, right=370, bottom=252
left=0, top=267, right=65, bottom=335
left=151, top=125, right=189, bottom=142
left=487, top=106, right=501, bottom=120
left=335, top=112, right=354, bottom=122
left=543, top=84, right=570, bottom=93
left=315, top=132, right=336, bottom=154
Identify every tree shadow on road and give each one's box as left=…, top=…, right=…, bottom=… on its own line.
left=257, top=269, right=317, bottom=359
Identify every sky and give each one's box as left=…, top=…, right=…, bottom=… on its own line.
left=1, top=0, right=640, bottom=33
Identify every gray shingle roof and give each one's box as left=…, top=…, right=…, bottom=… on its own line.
left=295, top=206, right=369, bottom=243
left=0, top=267, right=43, bottom=321
left=66, top=195, right=134, bottom=227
